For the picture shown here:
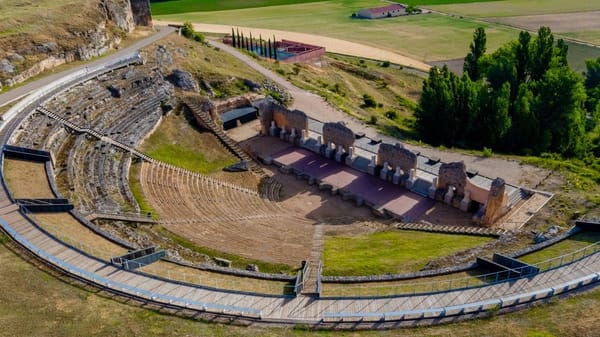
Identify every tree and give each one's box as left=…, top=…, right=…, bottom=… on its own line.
left=555, top=38, right=569, bottom=67
left=514, top=31, right=531, bottom=86
left=463, top=27, right=487, bottom=81
left=509, top=84, right=539, bottom=153
left=534, top=66, right=587, bottom=156
left=231, top=28, right=236, bottom=48
left=585, top=57, right=600, bottom=114
left=530, top=26, right=554, bottom=81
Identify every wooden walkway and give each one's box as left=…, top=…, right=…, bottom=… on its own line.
left=2, top=192, right=599, bottom=326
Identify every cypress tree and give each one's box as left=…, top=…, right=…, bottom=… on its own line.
left=249, top=32, right=254, bottom=52
left=268, top=39, right=273, bottom=59
left=236, top=28, right=241, bottom=48
left=231, top=28, right=236, bottom=48
left=273, top=35, right=278, bottom=60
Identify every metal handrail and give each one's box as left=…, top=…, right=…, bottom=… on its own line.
left=0, top=219, right=261, bottom=316
left=321, top=241, right=600, bottom=297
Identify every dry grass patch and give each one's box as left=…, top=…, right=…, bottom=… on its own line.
left=3, top=158, right=55, bottom=198
left=30, top=212, right=126, bottom=257
left=139, top=260, right=292, bottom=295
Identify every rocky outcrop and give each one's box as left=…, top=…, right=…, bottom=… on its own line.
left=0, top=0, right=141, bottom=90
left=101, top=0, right=136, bottom=33
left=130, top=0, right=153, bottom=27
left=167, top=69, right=200, bottom=92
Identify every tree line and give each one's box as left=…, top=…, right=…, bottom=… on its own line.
left=416, top=26, right=600, bottom=157
left=231, top=28, right=278, bottom=61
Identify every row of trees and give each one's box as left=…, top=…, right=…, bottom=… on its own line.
left=416, top=26, right=599, bottom=157
left=231, top=28, right=278, bottom=60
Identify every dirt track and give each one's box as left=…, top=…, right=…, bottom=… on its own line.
left=490, top=11, right=600, bottom=33
left=154, top=21, right=431, bottom=72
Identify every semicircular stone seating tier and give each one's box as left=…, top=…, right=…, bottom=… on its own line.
left=139, top=160, right=314, bottom=266
left=8, top=66, right=173, bottom=215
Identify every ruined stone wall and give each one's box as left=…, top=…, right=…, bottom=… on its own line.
left=256, top=99, right=307, bottom=135
left=377, top=143, right=417, bottom=173
left=273, top=109, right=308, bottom=134
left=482, top=178, right=508, bottom=226
left=322, top=122, right=354, bottom=151
left=437, top=161, right=467, bottom=196
left=130, top=0, right=153, bottom=27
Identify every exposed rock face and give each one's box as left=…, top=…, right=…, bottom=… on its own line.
left=167, top=69, right=199, bottom=92
left=0, top=59, right=16, bottom=74
left=130, top=0, right=153, bottom=26
left=101, top=0, right=136, bottom=32
left=1, top=0, right=139, bottom=89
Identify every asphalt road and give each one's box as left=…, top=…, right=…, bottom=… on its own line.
left=0, top=26, right=176, bottom=107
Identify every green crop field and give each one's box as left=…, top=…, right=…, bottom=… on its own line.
left=149, top=0, right=503, bottom=15
left=156, top=1, right=519, bottom=61
left=322, top=230, right=492, bottom=276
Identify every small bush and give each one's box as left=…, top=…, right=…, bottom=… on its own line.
left=369, top=115, right=378, bottom=125
left=482, top=147, right=493, bottom=157
left=381, top=60, right=390, bottom=68
left=351, top=12, right=357, bottom=18
left=362, top=94, right=377, bottom=108
left=384, top=110, right=397, bottom=120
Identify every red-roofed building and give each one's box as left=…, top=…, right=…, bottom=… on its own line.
left=357, top=4, right=406, bottom=19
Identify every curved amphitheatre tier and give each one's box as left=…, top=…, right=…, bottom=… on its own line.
left=0, top=41, right=599, bottom=329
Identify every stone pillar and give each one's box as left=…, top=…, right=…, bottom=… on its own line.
left=325, top=141, right=333, bottom=158
left=460, top=190, right=471, bottom=211
left=300, top=128, right=307, bottom=144
left=345, top=146, right=354, bottom=166
left=289, top=128, right=297, bottom=144
left=379, top=161, right=389, bottom=180
left=367, top=155, right=377, bottom=175
left=269, top=121, right=277, bottom=137
left=335, top=145, right=344, bottom=162
left=428, top=177, right=438, bottom=199
left=444, top=185, right=455, bottom=204
left=392, top=166, right=403, bottom=185
left=406, top=168, right=417, bottom=189
left=280, top=125, right=286, bottom=140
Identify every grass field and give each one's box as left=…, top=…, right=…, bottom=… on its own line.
left=149, top=0, right=503, bottom=15
left=2, top=234, right=600, bottom=336
left=140, top=112, right=237, bottom=174
left=155, top=1, right=519, bottom=62
left=519, top=232, right=600, bottom=265
left=322, top=230, right=492, bottom=276
left=258, top=53, right=423, bottom=137
left=429, top=0, right=600, bottom=17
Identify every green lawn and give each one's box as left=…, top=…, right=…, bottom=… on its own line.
left=519, top=232, right=600, bottom=265
left=140, top=112, right=237, bottom=174
left=157, top=1, right=519, bottom=61
left=323, top=230, right=492, bottom=276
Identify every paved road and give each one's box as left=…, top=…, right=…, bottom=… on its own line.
left=0, top=26, right=176, bottom=108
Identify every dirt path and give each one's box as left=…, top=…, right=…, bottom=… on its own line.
left=154, top=21, right=431, bottom=71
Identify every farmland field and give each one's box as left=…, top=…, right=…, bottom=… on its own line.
left=428, top=0, right=600, bottom=17
left=155, top=1, right=519, bottom=61
left=149, top=0, right=503, bottom=15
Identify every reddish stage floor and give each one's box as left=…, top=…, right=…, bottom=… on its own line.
left=272, top=147, right=436, bottom=220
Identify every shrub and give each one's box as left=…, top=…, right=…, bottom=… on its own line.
left=381, top=60, right=391, bottom=68
left=369, top=115, right=378, bottom=125
left=362, top=94, right=377, bottom=108
left=351, top=12, right=357, bottom=18
left=482, top=147, right=493, bottom=157
left=384, top=110, right=397, bottom=120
